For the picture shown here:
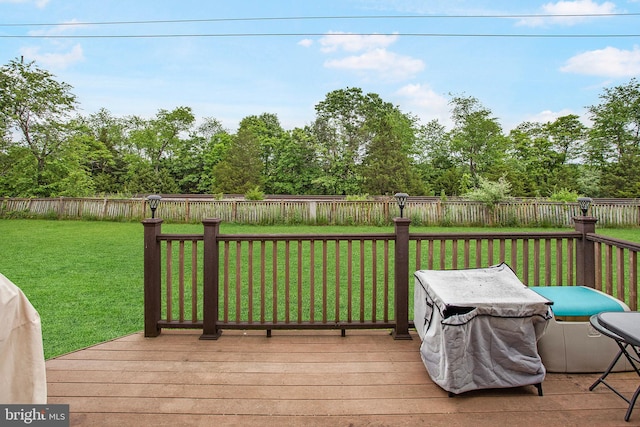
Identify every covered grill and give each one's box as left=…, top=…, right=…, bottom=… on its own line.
left=414, top=263, right=552, bottom=395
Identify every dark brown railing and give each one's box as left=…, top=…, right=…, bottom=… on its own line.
left=589, top=234, right=640, bottom=311
left=143, top=216, right=640, bottom=339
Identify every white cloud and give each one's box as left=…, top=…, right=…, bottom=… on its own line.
left=395, top=83, right=450, bottom=126
left=28, top=19, right=88, bottom=36
left=318, top=31, right=423, bottom=81
left=0, top=0, right=49, bottom=7
left=517, top=0, right=617, bottom=27
left=324, top=48, right=424, bottom=81
left=20, top=44, right=84, bottom=69
left=524, top=109, right=574, bottom=124
left=319, top=31, right=399, bottom=53
left=561, top=46, right=640, bottom=77
left=298, top=39, right=313, bottom=48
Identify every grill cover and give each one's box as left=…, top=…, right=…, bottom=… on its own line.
left=414, top=263, right=552, bottom=394
left=0, top=273, right=47, bottom=403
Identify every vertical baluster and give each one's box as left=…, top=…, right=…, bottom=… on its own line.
left=566, top=239, right=574, bottom=286
left=236, top=241, right=242, bottom=323
left=310, top=240, right=315, bottom=323
left=260, top=241, right=266, bottom=324
left=223, top=241, right=230, bottom=323
left=617, top=247, right=625, bottom=302
left=179, top=241, right=185, bottom=323
left=488, top=239, right=494, bottom=266
left=440, top=239, right=446, bottom=269
left=322, top=240, right=328, bottom=323
left=595, top=242, right=602, bottom=291
left=297, top=240, right=303, bottom=323
left=428, top=240, right=434, bottom=270
left=371, top=239, right=377, bottom=322
left=360, top=240, right=365, bottom=323
left=629, top=251, right=638, bottom=311
left=545, top=239, right=552, bottom=286
left=191, top=241, right=198, bottom=322
left=522, top=239, right=529, bottom=286
left=285, top=241, right=290, bottom=324
left=248, top=241, right=254, bottom=324
left=347, top=240, right=353, bottom=323
left=384, top=240, right=389, bottom=323
left=335, top=240, right=340, bottom=323
left=166, top=241, right=172, bottom=323
left=534, top=240, right=541, bottom=286
left=463, top=239, right=470, bottom=268
left=450, top=239, right=458, bottom=269
left=273, top=241, right=278, bottom=324
left=605, top=245, right=613, bottom=295
left=555, top=239, right=563, bottom=287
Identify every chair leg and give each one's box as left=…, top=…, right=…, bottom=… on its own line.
left=590, top=347, right=624, bottom=391
left=625, top=385, right=640, bottom=422
left=535, top=383, right=543, bottom=397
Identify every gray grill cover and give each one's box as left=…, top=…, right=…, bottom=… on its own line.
left=414, top=263, right=552, bottom=394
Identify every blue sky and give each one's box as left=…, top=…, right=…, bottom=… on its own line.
left=1, top=0, right=639, bottom=132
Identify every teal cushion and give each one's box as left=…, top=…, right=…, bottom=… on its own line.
left=530, top=286, right=626, bottom=317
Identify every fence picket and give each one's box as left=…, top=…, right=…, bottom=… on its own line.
left=4, top=196, right=640, bottom=227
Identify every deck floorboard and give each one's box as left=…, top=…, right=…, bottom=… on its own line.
left=45, top=329, right=640, bottom=426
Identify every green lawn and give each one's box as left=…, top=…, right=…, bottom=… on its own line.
left=1, top=219, right=639, bottom=359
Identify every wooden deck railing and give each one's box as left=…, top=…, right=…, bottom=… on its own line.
left=143, top=216, right=640, bottom=339
left=589, top=234, right=640, bottom=311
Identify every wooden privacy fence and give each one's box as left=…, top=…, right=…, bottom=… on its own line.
left=143, top=215, right=640, bottom=339
left=4, top=196, right=640, bottom=226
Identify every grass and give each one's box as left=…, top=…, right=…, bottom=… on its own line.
left=2, top=219, right=640, bottom=359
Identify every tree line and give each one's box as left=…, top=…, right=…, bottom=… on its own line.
left=1, top=57, right=639, bottom=199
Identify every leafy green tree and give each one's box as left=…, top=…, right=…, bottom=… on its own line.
left=545, top=114, right=586, bottom=165
left=312, top=88, right=396, bottom=195
left=464, top=175, right=513, bottom=212
left=74, top=109, right=127, bottom=194
left=121, top=153, right=179, bottom=194
left=361, top=110, right=426, bottom=195
left=128, top=106, right=194, bottom=171
left=508, top=122, right=559, bottom=196
left=414, top=119, right=454, bottom=195
left=448, top=95, right=507, bottom=184
left=212, top=116, right=264, bottom=194
left=170, top=117, right=230, bottom=193
left=240, top=113, right=286, bottom=194
left=586, top=78, right=640, bottom=197
left=124, top=106, right=194, bottom=193
left=268, top=127, right=322, bottom=195
left=507, top=115, right=585, bottom=197
left=586, top=78, right=640, bottom=165
left=0, top=145, right=38, bottom=196
left=0, top=58, right=77, bottom=195
left=45, top=133, right=96, bottom=197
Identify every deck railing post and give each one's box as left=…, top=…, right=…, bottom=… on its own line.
left=143, top=218, right=163, bottom=337
left=393, top=217, right=412, bottom=340
left=201, top=218, right=223, bottom=340
left=574, top=216, right=598, bottom=288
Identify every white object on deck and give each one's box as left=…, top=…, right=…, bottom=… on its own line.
left=0, top=272, right=47, bottom=403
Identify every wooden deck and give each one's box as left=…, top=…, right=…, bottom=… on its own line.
left=45, top=329, right=640, bottom=426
